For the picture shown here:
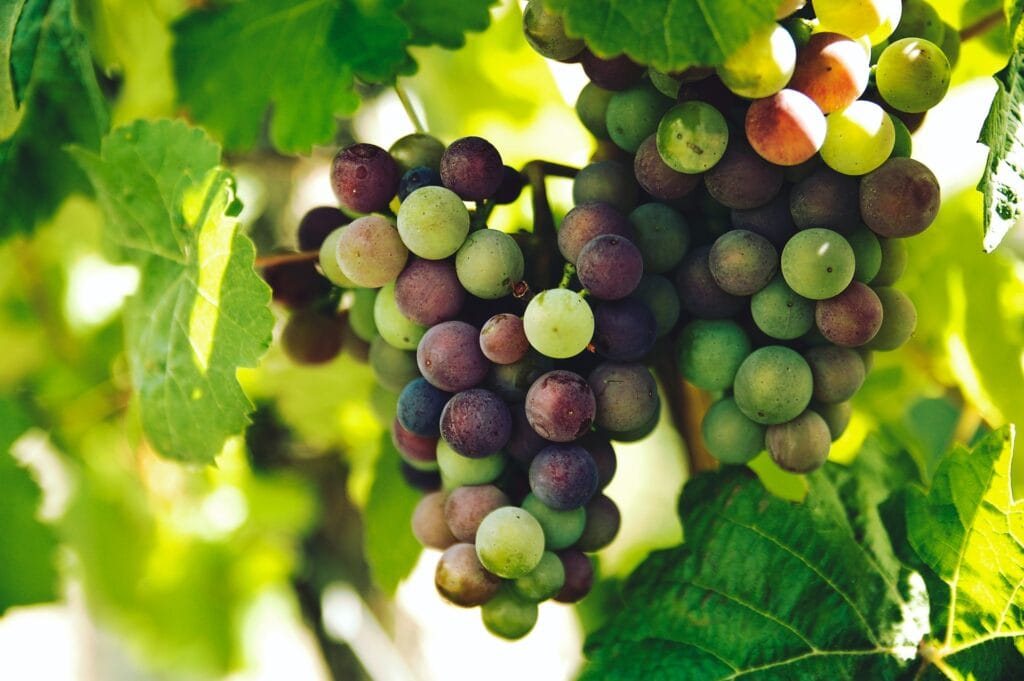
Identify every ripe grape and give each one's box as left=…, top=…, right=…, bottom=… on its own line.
left=591, top=298, right=657, bottom=361
left=557, top=202, right=634, bottom=264
left=494, top=166, right=525, bottom=204
left=876, top=38, right=950, bottom=113
left=704, top=141, right=784, bottom=209
left=554, top=551, right=594, bottom=603
left=440, top=388, right=512, bottom=458
left=655, top=101, right=730, bottom=173
left=331, top=143, right=399, bottom=213
left=479, top=313, right=529, bottom=365
left=444, top=485, right=510, bottom=543
left=675, top=246, right=745, bottom=319
left=529, top=444, right=598, bottom=510
left=336, top=215, right=409, bottom=288
left=481, top=587, right=538, bottom=639
left=437, top=439, right=506, bottom=487
left=397, top=185, right=471, bottom=260
left=523, top=289, right=595, bottom=359
left=606, top=83, right=673, bottom=153
left=709, top=229, right=778, bottom=296
left=789, top=166, right=861, bottom=233
left=701, top=397, right=766, bottom=465
left=297, top=206, right=347, bottom=251
left=580, top=51, right=645, bottom=91
left=281, top=307, right=344, bottom=365
left=525, top=370, right=596, bottom=442
left=733, top=345, right=814, bottom=424
left=521, top=493, right=586, bottom=550
left=891, top=0, right=944, bottom=44
left=633, top=134, right=701, bottom=200
left=867, top=287, right=917, bottom=350
left=579, top=433, right=617, bottom=489
left=745, top=89, right=827, bottom=166
left=815, top=281, right=883, bottom=347
left=588, top=362, right=658, bottom=433
left=412, top=491, right=458, bottom=550
left=716, top=24, right=797, bottom=99
left=513, top=551, right=566, bottom=601
left=401, top=461, right=441, bottom=492
left=788, top=33, right=869, bottom=113
left=821, top=100, right=895, bottom=175
left=397, top=166, right=443, bottom=201
left=506, top=406, right=552, bottom=468
left=392, top=418, right=438, bottom=470
left=576, top=83, right=614, bottom=140
left=577, top=235, right=643, bottom=300
left=262, top=258, right=332, bottom=310
left=435, top=543, right=501, bottom=607
left=441, top=136, right=504, bottom=200
left=804, top=344, right=866, bottom=404
left=573, top=494, right=620, bottom=552
left=860, top=158, right=941, bottom=238
left=394, top=257, right=465, bottom=326
left=766, top=410, right=831, bottom=473
left=677, top=319, right=751, bottom=391
left=417, top=320, right=489, bottom=392
left=573, top=160, right=639, bottom=213
left=475, top=507, right=545, bottom=579
left=455, top=229, right=525, bottom=299
left=389, top=133, right=445, bottom=174
left=750, top=275, right=816, bottom=340
left=781, top=228, right=856, bottom=300
left=628, top=203, right=690, bottom=274
left=522, top=0, right=584, bottom=60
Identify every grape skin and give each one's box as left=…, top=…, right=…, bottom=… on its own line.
left=523, top=289, right=595, bottom=359
left=525, top=370, right=596, bottom=443
left=397, top=185, right=470, bottom=260
left=436, top=543, right=501, bottom=607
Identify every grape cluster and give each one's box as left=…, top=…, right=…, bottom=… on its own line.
left=524, top=0, right=947, bottom=475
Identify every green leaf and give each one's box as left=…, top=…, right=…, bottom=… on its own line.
left=0, top=398, right=59, bottom=614
left=0, top=0, right=109, bottom=240
left=70, top=119, right=273, bottom=463
left=363, top=434, right=421, bottom=595
left=545, top=0, right=777, bottom=72
left=905, top=426, right=1024, bottom=676
left=582, top=466, right=918, bottom=680
left=400, top=0, right=498, bottom=48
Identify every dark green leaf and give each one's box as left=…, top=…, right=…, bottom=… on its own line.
left=70, top=119, right=274, bottom=463
left=400, top=0, right=498, bottom=48
left=363, top=434, right=421, bottom=595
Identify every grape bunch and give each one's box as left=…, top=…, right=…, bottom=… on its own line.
left=524, top=0, right=948, bottom=474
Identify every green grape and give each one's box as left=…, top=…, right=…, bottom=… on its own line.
left=348, top=287, right=378, bottom=342
left=750, top=275, right=815, bottom=340
left=733, top=346, right=814, bottom=425
left=481, top=587, right=538, bottom=640
left=631, top=274, right=680, bottom=338
left=521, top=493, right=586, bottom=550
left=628, top=203, right=690, bottom=273
left=890, top=0, right=944, bottom=44
left=522, top=0, right=584, bottom=60
left=656, top=101, right=729, bottom=173
left=867, top=0, right=902, bottom=43
left=576, top=83, right=614, bottom=140
left=373, top=281, right=426, bottom=350
left=889, top=114, right=913, bottom=158
left=876, top=38, right=950, bottom=114
left=396, top=186, right=471, bottom=259
left=318, top=227, right=356, bottom=287
left=606, top=83, right=673, bottom=153
left=716, top=24, right=796, bottom=98
left=573, top=161, right=639, bottom=212
left=820, top=101, right=895, bottom=175
left=437, top=439, right=506, bottom=487
left=814, top=0, right=894, bottom=39
left=368, top=335, right=419, bottom=393
left=676, top=319, right=751, bottom=391
left=513, top=551, right=566, bottom=601
left=523, top=289, right=594, bottom=359
left=845, top=226, right=882, bottom=283
left=939, top=21, right=960, bottom=69
left=781, top=228, right=856, bottom=300
left=872, top=238, right=907, bottom=285
left=867, top=287, right=917, bottom=350
left=766, top=410, right=831, bottom=473
left=455, top=229, right=525, bottom=299
left=475, top=507, right=545, bottom=579
left=701, top=397, right=766, bottom=465
left=648, top=69, right=682, bottom=99
left=811, top=401, right=853, bottom=440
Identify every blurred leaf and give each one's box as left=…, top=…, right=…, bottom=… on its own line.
left=363, top=434, right=421, bottom=595
left=546, top=0, right=776, bottom=72
left=0, top=0, right=109, bottom=240
left=0, top=399, right=58, bottom=614
left=71, top=119, right=273, bottom=463
left=400, top=0, right=498, bottom=48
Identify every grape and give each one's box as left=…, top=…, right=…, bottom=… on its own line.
left=401, top=461, right=441, bottom=492
left=701, top=397, right=766, bottom=465
left=675, top=246, right=745, bottom=319
left=437, top=439, right=506, bottom=487
left=441, top=388, right=512, bottom=458
left=554, top=550, right=594, bottom=603
left=455, top=229, right=525, bottom=299
left=576, top=82, right=614, bottom=140
left=812, top=401, right=853, bottom=440
left=475, top=507, right=545, bottom=578
left=397, top=377, right=450, bottom=437
left=262, top=259, right=331, bottom=310
left=633, top=134, right=701, bottom=200
left=804, top=344, right=866, bottom=404
left=579, top=433, right=617, bottom=489
left=815, top=281, right=883, bottom=347
left=891, top=0, right=944, bottom=44
left=632, top=275, right=680, bottom=338
left=522, top=0, right=584, bottom=60
left=867, top=287, right=917, bottom=350
left=813, top=0, right=893, bottom=38
left=860, top=158, right=941, bottom=238
left=318, top=228, right=356, bottom=287
left=370, top=335, right=420, bottom=392
left=573, top=160, right=639, bottom=213
left=589, top=362, right=658, bottom=433
left=525, top=371, right=596, bottom=442
left=487, top=350, right=552, bottom=402
left=336, top=215, right=409, bottom=288
left=397, top=166, right=443, bottom=201
left=513, top=551, right=566, bottom=601
left=493, top=166, right=525, bottom=205
left=574, top=494, right=620, bottom=552
left=872, top=238, right=907, bottom=286
left=282, top=307, right=344, bottom=365
left=529, top=444, right=599, bottom=510
left=655, top=101, right=730, bottom=173
left=412, top=491, right=458, bottom=549
left=441, top=136, right=504, bottom=201
left=781, top=228, right=856, bottom=300
left=606, top=82, right=673, bottom=153
left=506, top=404, right=552, bottom=468
left=577, top=235, right=643, bottom=300
left=730, top=194, right=796, bottom=249
left=750, top=275, right=816, bottom=340
left=628, top=203, right=690, bottom=274
left=479, top=313, right=529, bottom=365
left=444, top=484, right=511, bottom=543
left=521, top=493, right=586, bottom=550
left=580, top=51, right=645, bottom=91
left=648, top=69, right=683, bottom=99
left=821, top=101, right=895, bottom=176
left=481, top=587, right=538, bottom=640
left=846, top=226, right=882, bottom=283
left=788, top=33, right=869, bottom=113
left=767, top=410, right=831, bottom=473
left=392, top=418, right=438, bottom=470
left=704, top=141, right=784, bottom=210
left=557, top=203, right=634, bottom=264
left=342, top=324, right=371, bottom=363
left=298, top=206, right=347, bottom=251
left=417, top=320, right=489, bottom=392
left=374, top=282, right=427, bottom=350
left=347, top=287, right=377, bottom=342
left=709, top=229, right=778, bottom=296
left=523, top=289, right=595, bottom=359
left=745, top=89, right=827, bottom=166
left=716, top=24, right=796, bottom=98
left=396, top=185, right=471, bottom=260
left=389, top=133, right=445, bottom=174
left=394, top=257, right=465, bottom=326
left=733, top=345, right=814, bottom=424
left=435, top=543, right=501, bottom=607
left=607, top=398, right=661, bottom=442
left=876, top=38, right=950, bottom=113
left=330, top=143, right=399, bottom=214
left=890, top=115, right=913, bottom=158
left=789, top=167, right=861, bottom=233
left=677, top=319, right=751, bottom=391
left=591, top=298, right=657, bottom=361
left=867, top=0, right=902, bottom=43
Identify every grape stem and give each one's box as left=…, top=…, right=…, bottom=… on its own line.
left=394, top=82, right=426, bottom=134
left=960, top=9, right=1006, bottom=41
left=521, top=160, right=579, bottom=288
left=652, top=344, right=719, bottom=475
left=472, top=200, right=496, bottom=229
left=558, top=263, right=576, bottom=288
left=254, top=250, right=320, bottom=268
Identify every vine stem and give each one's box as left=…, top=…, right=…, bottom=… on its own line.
left=521, top=160, right=579, bottom=288
left=960, top=9, right=1005, bottom=41
left=394, top=82, right=425, bottom=134
left=254, top=250, right=319, bottom=268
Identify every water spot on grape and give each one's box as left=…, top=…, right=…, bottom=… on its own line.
left=826, top=267, right=833, bottom=273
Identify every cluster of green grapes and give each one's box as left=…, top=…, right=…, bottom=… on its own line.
left=524, top=0, right=948, bottom=473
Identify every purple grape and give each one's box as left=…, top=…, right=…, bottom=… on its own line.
left=730, top=193, right=796, bottom=249
left=440, top=136, right=504, bottom=200
left=815, top=281, right=883, bottom=347
left=592, top=298, right=657, bottom=361
left=789, top=166, right=860, bottom=233
left=395, top=258, right=466, bottom=326
left=704, top=141, right=784, bottom=210
left=331, top=143, right=399, bottom=214
left=397, top=377, right=451, bottom=437
left=573, top=494, right=621, bottom=552
left=529, top=444, right=599, bottom=510
left=281, top=307, right=344, bottom=365
left=493, top=165, right=526, bottom=204
left=525, top=370, right=597, bottom=442
left=860, top=157, right=940, bottom=238
left=506, top=404, right=552, bottom=469
left=633, top=133, right=701, bottom=200
left=417, top=321, right=489, bottom=392
left=262, top=259, right=331, bottom=310
left=391, top=418, right=438, bottom=470
left=577, top=235, right=644, bottom=300
left=297, top=206, right=347, bottom=251
left=444, top=485, right=511, bottom=543
left=554, top=550, right=594, bottom=603
left=398, top=166, right=443, bottom=201
left=579, top=432, right=617, bottom=488
left=557, top=202, right=635, bottom=264
left=588, top=362, right=659, bottom=433
left=435, top=543, right=501, bottom=607
left=581, top=51, right=645, bottom=90
left=400, top=461, right=441, bottom=492
left=440, top=389, right=512, bottom=458
left=674, top=246, right=745, bottom=319
left=480, top=314, right=530, bottom=365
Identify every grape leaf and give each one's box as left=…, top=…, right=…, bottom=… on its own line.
left=582, top=465, right=918, bottom=680
left=363, top=434, right=422, bottom=594
left=400, top=0, right=498, bottom=48
left=0, top=0, right=108, bottom=240
left=545, top=0, right=777, bottom=72
left=70, top=119, right=273, bottom=463
left=904, top=425, right=1024, bottom=677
